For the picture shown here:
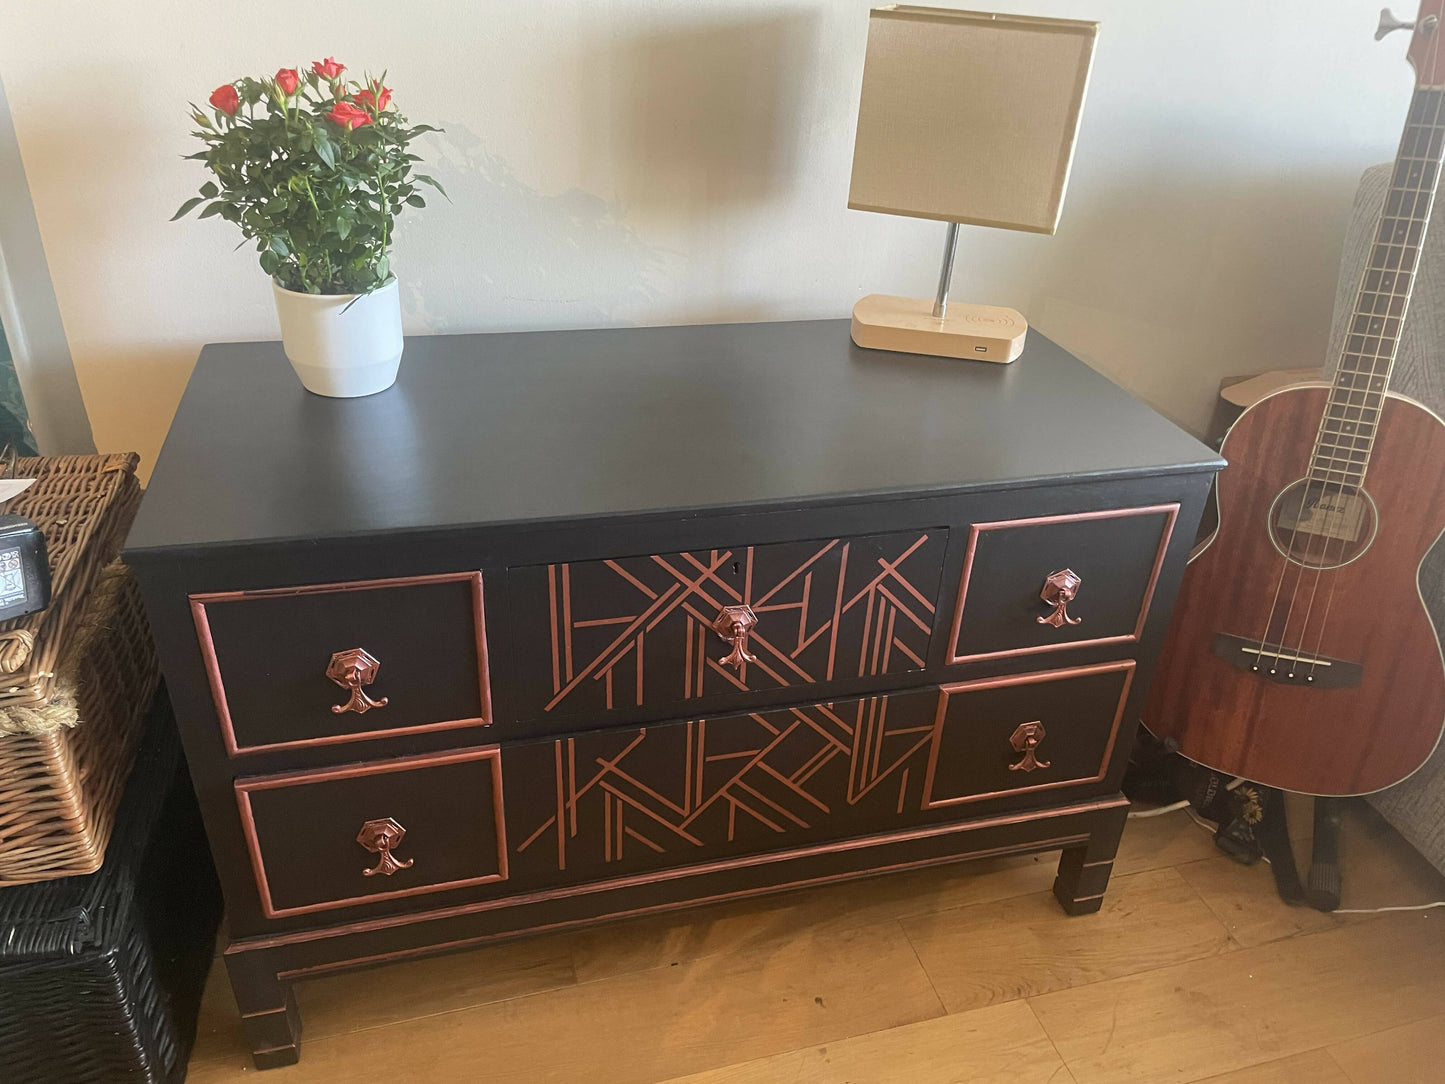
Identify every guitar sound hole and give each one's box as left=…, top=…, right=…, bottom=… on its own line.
left=1266, top=478, right=1378, bottom=570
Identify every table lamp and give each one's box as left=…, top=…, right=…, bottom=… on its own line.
left=848, top=6, right=1098, bottom=362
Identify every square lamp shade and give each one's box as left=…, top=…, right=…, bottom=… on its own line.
left=848, top=6, right=1098, bottom=362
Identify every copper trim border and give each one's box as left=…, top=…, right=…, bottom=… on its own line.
left=920, top=659, right=1136, bottom=810
left=227, top=794, right=1127, bottom=953
left=267, top=830, right=1096, bottom=982
left=945, top=504, right=1179, bottom=665
left=234, top=745, right=510, bottom=920
left=191, top=571, right=494, bottom=757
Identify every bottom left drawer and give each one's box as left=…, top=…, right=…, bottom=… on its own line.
left=235, top=746, right=508, bottom=919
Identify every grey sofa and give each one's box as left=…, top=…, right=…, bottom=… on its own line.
left=1330, top=163, right=1445, bottom=873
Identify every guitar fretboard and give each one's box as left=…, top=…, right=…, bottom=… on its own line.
left=1312, top=85, right=1445, bottom=488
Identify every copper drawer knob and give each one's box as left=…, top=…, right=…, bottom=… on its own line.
left=712, top=604, right=759, bottom=670
left=1037, top=568, right=1083, bottom=628
left=1008, top=721, right=1051, bottom=772
left=357, top=816, right=414, bottom=877
left=327, top=647, right=389, bottom=714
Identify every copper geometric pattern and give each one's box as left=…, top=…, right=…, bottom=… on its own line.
left=528, top=530, right=947, bottom=719
left=512, top=691, right=940, bottom=875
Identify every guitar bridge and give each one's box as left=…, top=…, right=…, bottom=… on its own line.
left=1211, top=634, right=1362, bottom=688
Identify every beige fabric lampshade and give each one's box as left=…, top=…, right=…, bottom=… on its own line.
left=848, top=6, right=1098, bottom=234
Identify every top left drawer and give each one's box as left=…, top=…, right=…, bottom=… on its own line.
left=191, top=572, right=491, bottom=756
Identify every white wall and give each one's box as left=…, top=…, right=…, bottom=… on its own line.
left=0, top=1, right=1414, bottom=477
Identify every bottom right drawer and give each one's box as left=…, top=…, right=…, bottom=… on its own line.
left=921, top=660, right=1136, bottom=809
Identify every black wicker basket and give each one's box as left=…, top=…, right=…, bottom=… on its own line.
left=0, top=690, right=223, bottom=1083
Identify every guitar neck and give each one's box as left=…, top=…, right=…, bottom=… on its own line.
left=1313, top=85, right=1445, bottom=488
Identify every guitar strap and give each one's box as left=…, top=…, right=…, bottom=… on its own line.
left=1255, top=787, right=1306, bottom=906
left=1254, top=789, right=1345, bottom=911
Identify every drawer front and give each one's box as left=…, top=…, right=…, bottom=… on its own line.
left=946, top=505, right=1178, bottom=664
left=192, top=572, right=491, bottom=755
left=502, top=529, right=948, bottom=723
left=235, top=747, right=507, bottom=918
left=505, top=689, right=945, bottom=888
left=922, top=660, right=1135, bottom=808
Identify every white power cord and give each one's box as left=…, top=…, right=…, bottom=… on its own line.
left=1126, top=775, right=1246, bottom=819
left=1335, top=901, right=1445, bottom=914
left=1127, top=798, right=1190, bottom=818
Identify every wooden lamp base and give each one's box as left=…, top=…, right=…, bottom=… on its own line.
left=850, top=294, right=1028, bottom=363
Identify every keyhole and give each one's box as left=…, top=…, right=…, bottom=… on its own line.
left=732, top=561, right=740, bottom=576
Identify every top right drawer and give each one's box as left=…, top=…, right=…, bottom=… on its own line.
left=946, top=504, right=1179, bottom=665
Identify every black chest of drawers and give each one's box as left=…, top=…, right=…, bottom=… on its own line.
left=125, top=319, right=1222, bottom=1069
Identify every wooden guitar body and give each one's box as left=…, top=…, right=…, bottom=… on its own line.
left=1143, top=384, right=1445, bottom=794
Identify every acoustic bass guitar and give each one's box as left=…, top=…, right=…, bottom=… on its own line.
left=1144, top=2, right=1445, bottom=795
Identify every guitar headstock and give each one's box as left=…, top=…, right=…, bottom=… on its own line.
left=1382, top=3, right=1445, bottom=85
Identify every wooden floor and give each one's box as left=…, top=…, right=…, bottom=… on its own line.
left=185, top=797, right=1445, bottom=1083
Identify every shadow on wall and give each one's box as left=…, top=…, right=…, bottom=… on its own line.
left=1019, top=158, right=1362, bottom=434
left=394, top=123, right=670, bottom=334
left=395, top=10, right=820, bottom=334
left=575, top=10, right=819, bottom=224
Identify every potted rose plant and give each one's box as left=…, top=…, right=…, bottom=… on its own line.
left=174, top=58, right=443, bottom=397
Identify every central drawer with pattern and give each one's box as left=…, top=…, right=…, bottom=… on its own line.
left=500, top=528, right=949, bottom=724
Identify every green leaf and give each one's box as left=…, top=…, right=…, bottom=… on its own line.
left=170, top=196, right=206, bottom=221
left=259, top=249, right=280, bottom=276
left=335, top=215, right=351, bottom=240
left=269, top=234, right=290, bottom=257
left=198, top=201, right=225, bottom=219
left=314, top=132, right=336, bottom=169
left=199, top=180, right=219, bottom=199
left=415, top=174, right=447, bottom=198
left=405, top=194, right=425, bottom=207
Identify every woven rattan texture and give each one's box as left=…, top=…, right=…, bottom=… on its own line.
left=0, top=563, right=160, bottom=884
left=0, top=452, right=141, bottom=704
left=0, top=699, right=222, bottom=1084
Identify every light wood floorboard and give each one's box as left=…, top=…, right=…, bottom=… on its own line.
left=659, top=1001, right=1075, bottom=1084
left=186, top=800, right=1445, bottom=1083
left=1326, top=1012, right=1445, bottom=1083
left=902, top=867, right=1233, bottom=1012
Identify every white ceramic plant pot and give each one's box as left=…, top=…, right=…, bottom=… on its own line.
left=271, top=277, right=403, bottom=398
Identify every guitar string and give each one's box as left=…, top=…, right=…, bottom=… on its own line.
left=1294, top=248, right=1413, bottom=674
left=1297, top=82, right=1445, bottom=678
left=1299, top=42, right=1445, bottom=674
left=1265, top=130, right=1428, bottom=670
left=1254, top=53, right=1445, bottom=677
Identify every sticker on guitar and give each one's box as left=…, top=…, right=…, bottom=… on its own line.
left=1266, top=479, right=1379, bottom=570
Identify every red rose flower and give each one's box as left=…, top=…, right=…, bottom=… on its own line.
left=312, top=56, right=345, bottom=80
left=354, top=85, right=391, bottom=112
left=208, top=83, right=240, bottom=115
left=274, top=68, right=299, bottom=96
left=326, top=101, right=372, bottom=130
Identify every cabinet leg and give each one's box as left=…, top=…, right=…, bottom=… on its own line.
left=1052, top=804, right=1128, bottom=916
left=224, top=948, right=302, bottom=1069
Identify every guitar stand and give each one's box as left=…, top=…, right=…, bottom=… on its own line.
left=1254, top=786, right=1344, bottom=912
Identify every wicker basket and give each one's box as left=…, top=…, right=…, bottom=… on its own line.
left=0, top=563, right=160, bottom=885
left=0, top=452, right=141, bottom=708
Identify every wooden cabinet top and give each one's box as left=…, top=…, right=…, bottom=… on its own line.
left=126, top=319, right=1220, bottom=554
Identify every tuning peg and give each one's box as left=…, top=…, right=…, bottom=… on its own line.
left=1378, top=8, right=1440, bottom=39
left=1377, top=7, right=1415, bottom=40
